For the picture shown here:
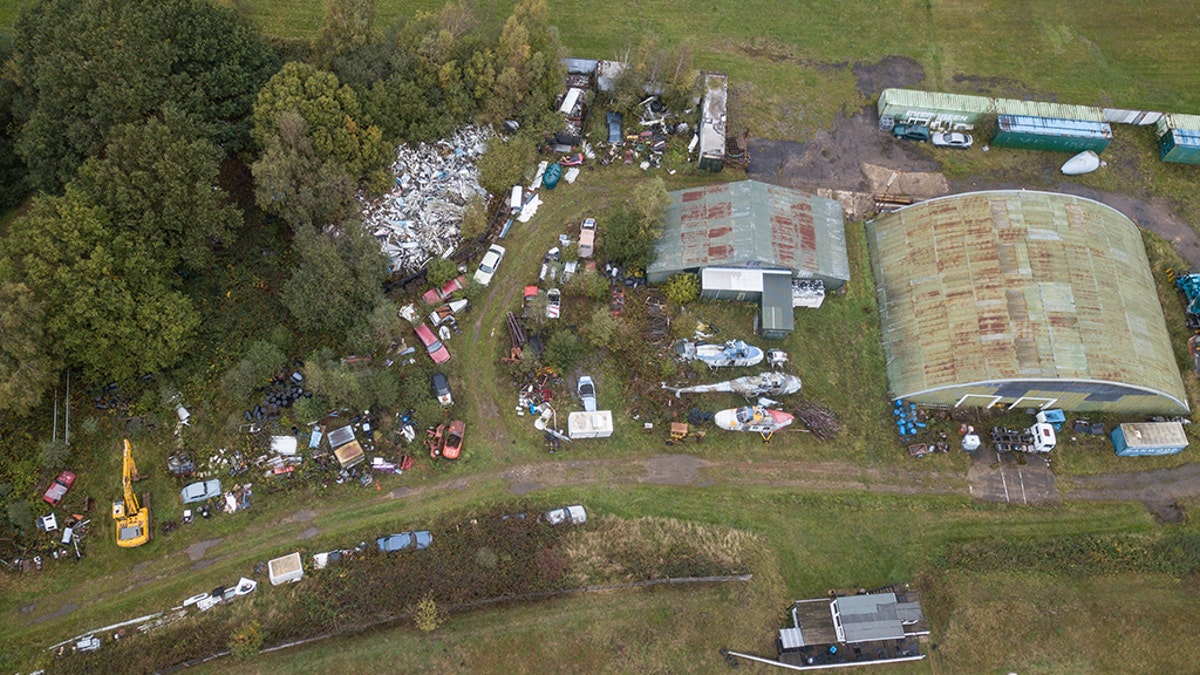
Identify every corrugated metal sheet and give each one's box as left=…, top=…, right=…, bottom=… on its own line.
left=1102, top=108, right=1163, bottom=125
left=698, top=72, right=727, bottom=170
left=996, top=115, right=1112, bottom=139
left=992, top=98, right=1105, bottom=122
left=866, top=191, right=1188, bottom=414
left=1159, top=113, right=1200, bottom=133
left=561, top=58, right=598, bottom=74
left=649, top=181, right=850, bottom=289
left=877, top=88, right=993, bottom=126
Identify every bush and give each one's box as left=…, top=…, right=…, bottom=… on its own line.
left=6, top=500, right=33, bottom=532
left=582, top=306, right=618, bottom=348
left=564, top=269, right=609, bottom=301
left=228, top=620, right=262, bottom=660
left=662, top=273, right=700, bottom=306
left=38, top=439, right=71, bottom=470
left=425, top=257, right=458, bottom=288
left=542, top=328, right=586, bottom=372
left=461, top=194, right=488, bottom=242
left=412, top=593, right=444, bottom=632
left=221, top=340, right=288, bottom=401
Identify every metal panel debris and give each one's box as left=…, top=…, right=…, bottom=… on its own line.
left=359, top=126, right=494, bottom=274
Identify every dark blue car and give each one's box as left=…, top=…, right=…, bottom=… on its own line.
left=377, top=530, right=433, bottom=552
left=607, top=111, right=623, bottom=144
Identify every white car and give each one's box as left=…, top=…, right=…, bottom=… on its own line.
left=543, top=504, right=587, bottom=525
left=546, top=288, right=561, bottom=319
left=473, top=244, right=506, bottom=286
left=577, top=376, right=597, bottom=412
left=931, top=131, right=973, bottom=149
left=181, top=479, right=222, bottom=504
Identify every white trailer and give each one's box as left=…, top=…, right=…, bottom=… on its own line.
left=568, top=411, right=613, bottom=439
left=268, top=552, right=303, bottom=586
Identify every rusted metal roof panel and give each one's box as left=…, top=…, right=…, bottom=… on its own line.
left=649, top=181, right=849, bottom=288
left=866, top=191, right=1188, bottom=413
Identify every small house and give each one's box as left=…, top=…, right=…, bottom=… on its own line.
left=1156, top=114, right=1200, bottom=165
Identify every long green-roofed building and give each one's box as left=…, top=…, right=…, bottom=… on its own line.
left=866, top=191, right=1188, bottom=414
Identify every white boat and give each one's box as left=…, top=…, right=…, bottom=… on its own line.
left=713, top=406, right=794, bottom=434
left=1061, top=150, right=1104, bottom=176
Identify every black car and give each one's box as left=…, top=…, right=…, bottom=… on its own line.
left=431, top=372, right=453, bottom=407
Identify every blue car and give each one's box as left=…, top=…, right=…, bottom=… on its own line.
left=376, top=530, right=433, bottom=552
left=607, top=111, right=623, bottom=144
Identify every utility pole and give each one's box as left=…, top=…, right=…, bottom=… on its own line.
left=65, top=371, right=71, bottom=445
left=52, top=387, right=58, bottom=444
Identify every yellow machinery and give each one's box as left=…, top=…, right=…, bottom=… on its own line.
left=112, top=439, right=150, bottom=547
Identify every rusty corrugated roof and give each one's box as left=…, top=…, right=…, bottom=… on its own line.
left=866, top=191, right=1187, bottom=408
left=649, top=181, right=849, bottom=286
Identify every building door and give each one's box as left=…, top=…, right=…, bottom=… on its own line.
left=1007, top=396, right=1057, bottom=410
left=954, top=394, right=1002, bottom=408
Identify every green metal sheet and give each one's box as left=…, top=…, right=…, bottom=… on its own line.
left=877, top=88, right=992, bottom=126
left=992, top=97, right=1105, bottom=122
left=648, top=181, right=849, bottom=289
left=866, top=191, right=1188, bottom=414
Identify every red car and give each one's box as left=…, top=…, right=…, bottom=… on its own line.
left=442, top=420, right=465, bottom=460
left=414, top=323, right=451, bottom=363
left=421, top=275, right=466, bottom=305
left=42, top=471, right=76, bottom=506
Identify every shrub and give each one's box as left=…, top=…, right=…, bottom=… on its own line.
left=425, top=257, right=458, bottom=288
left=542, top=328, right=585, bottom=372
left=228, top=620, right=262, bottom=660
left=564, top=269, right=609, bottom=301
left=221, top=340, right=288, bottom=401
left=412, top=593, right=444, bottom=632
left=582, top=306, right=618, bottom=348
left=662, top=272, right=700, bottom=305
left=38, top=439, right=71, bottom=470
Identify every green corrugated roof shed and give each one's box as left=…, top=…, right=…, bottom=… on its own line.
left=647, top=181, right=849, bottom=287
left=877, top=88, right=993, bottom=124
left=866, top=191, right=1188, bottom=414
left=1157, top=113, right=1200, bottom=136
left=992, top=97, right=1106, bottom=122
left=759, top=273, right=795, bottom=338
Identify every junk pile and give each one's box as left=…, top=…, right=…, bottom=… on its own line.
left=360, top=126, right=494, bottom=274
left=246, top=371, right=309, bottom=423
left=893, top=400, right=927, bottom=438
left=791, top=399, right=841, bottom=440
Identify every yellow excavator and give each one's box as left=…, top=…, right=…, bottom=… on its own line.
left=112, top=439, right=150, bottom=547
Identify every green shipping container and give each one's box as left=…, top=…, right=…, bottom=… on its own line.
left=1159, top=128, right=1200, bottom=165
left=992, top=115, right=1112, bottom=154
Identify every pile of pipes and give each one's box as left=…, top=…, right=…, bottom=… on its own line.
left=360, top=126, right=494, bottom=274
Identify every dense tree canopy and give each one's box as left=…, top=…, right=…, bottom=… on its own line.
left=0, top=189, right=200, bottom=385
left=72, top=113, right=241, bottom=273
left=9, top=0, right=279, bottom=191
left=281, top=225, right=389, bottom=340
left=252, top=63, right=390, bottom=227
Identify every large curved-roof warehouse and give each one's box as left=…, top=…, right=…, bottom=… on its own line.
left=866, top=190, right=1188, bottom=414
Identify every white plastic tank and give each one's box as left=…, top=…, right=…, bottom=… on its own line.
left=962, top=434, right=981, bottom=452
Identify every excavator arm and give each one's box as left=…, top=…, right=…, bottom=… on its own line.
left=113, top=439, right=150, bottom=547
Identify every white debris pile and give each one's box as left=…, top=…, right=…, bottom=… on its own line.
left=360, top=126, right=494, bottom=274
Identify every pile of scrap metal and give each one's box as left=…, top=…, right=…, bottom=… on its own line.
left=360, top=126, right=494, bottom=274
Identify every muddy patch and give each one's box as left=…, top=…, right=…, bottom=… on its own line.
left=852, top=56, right=925, bottom=97
left=642, top=454, right=709, bottom=486
left=299, top=525, right=321, bottom=540
left=187, top=538, right=224, bottom=562
left=30, top=602, right=78, bottom=624
left=1146, top=500, right=1185, bottom=524
left=191, top=554, right=231, bottom=572
left=749, top=112, right=941, bottom=194
left=389, top=486, right=416, bottom=499
left=279, top=509, right=317, bottom=525
left=508, top=481, right=543, bottom=495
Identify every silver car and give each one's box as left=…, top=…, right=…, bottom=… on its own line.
left=181, top=479, right=222, bottom=504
